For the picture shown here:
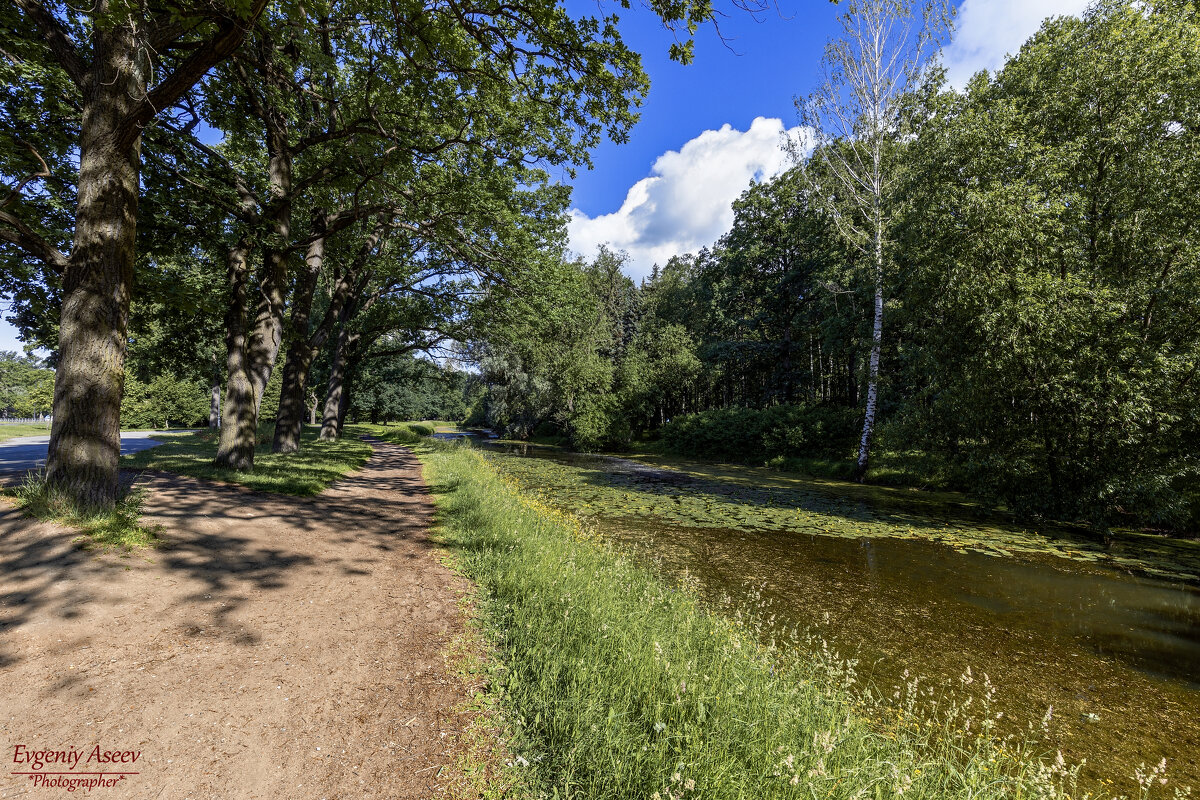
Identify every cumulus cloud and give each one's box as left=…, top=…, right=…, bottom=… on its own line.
left=942, top=0, right=1090, bottom=88
left=567, top=116, right=810, bottom=281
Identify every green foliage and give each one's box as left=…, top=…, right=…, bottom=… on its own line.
left=897, top=0, right=1200, bottom=529
left=0, top=351, right=54, bottom=417
left=120, top=372, right=209, bottom=429
left=659, top=404, right=860, bottom=462
left=473, top=0, right=1200, bottom=532
left=419, top=445, right=1113, bottom=800
left=350, top=356, right=468, bottom=426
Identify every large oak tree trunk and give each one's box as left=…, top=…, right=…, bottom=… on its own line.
left=271, top=217, right=326, bottom=454
left=214, top=118, right=292, bottom=469
left=214, top=241, right=257, bottom=469
left=270, top=348, right=311, bottom=452
left=320, top=310, right=360, bottom=441
left=319, top=334, right=356, bottom=441
left=273, top=217, right=382, bottom=452
left=44, top=25, right=144, bottom=508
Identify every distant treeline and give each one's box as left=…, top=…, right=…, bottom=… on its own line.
left=114, top=352, right=472, bottom=432
left=474, top=1, right=1200, bottom=532
left=0, top=352, right=53, bottom=418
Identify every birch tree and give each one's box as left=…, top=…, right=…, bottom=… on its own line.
left=793, top=0, right=946, bottom=481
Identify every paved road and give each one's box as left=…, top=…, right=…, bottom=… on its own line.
left=0, top=430, right=177, bottom=472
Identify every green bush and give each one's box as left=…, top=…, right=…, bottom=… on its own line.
left=407, top=422, right=436, bottom=437
left=660, top=404, right=858, bottom=462
left=121, top=373, right=208, bottom=429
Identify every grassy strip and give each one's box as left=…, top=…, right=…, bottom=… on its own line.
left=411, top=444, right=1144, bottom=800
left=0, top=422, right=51, bottom=442
left=347, top=421, right=436, bottom=444
left=6, top=473, right=160, bottom=549
left=121, top=426, right=372, bottom=495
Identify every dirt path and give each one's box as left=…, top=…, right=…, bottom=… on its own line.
left=0, top=441, right=474, bottom=799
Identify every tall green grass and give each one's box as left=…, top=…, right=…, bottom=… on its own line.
left=8, top=472, right=160, bottom=549
left=420, top=445, right=1181, bottom=800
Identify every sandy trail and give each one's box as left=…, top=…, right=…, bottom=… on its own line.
left=0, top=441, right=472, bottom=799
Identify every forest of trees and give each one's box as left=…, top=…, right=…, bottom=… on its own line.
left=474, top=0, right=1200, bottom=532
left=0, top=0, right=741, bottom=505
left=2, top=0, right=1196, bottom=532
left=0, top=352, right=54, bottom=418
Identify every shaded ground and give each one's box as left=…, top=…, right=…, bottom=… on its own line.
left=0, top=440, right=472, bottom=799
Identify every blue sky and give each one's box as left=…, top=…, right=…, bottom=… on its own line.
left=0, top=0, right=1089, bottom=353
left=563, top=0, right=1091, bottom=280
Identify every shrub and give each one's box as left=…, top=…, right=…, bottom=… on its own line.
left=660, top=404, right=858, bottom=462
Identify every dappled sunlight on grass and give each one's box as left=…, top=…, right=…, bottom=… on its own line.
left=122, top=426, right=372, bottom=495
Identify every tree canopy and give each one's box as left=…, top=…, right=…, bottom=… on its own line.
left=473, top=0, right=1200, bottom=532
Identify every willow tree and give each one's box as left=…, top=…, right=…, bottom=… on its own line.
left=794, top=0, right=947, bottom=481
left=1, top=0, right=267, bottom=506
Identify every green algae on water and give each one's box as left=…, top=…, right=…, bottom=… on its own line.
left=482, top=444, right=1200, bottom=585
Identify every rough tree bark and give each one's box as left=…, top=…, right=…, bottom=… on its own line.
left=43, top=20, right=144, bottom=507
left=213, top=225, right=289, bottom=469
left=215, top=240, right=257, bottom=469
left=272, top=217, right=381, bottom=453
left=214, top=56, right=293, bottom=470
left=319, top=308, right=361, bottom=441
left=5, top=0, right=267, bottom=507
left=270, top=211, right=328, bottom=453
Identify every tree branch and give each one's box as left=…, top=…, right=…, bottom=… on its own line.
left=14, top=0, right=86, bottom=88
left=118, top=0, right=270, bottom=151
left=0, top=210, right=69, bottom=273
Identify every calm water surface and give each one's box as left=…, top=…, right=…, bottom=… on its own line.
left=483, top=443, right=1200, bottom=794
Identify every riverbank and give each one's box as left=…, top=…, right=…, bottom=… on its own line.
left=475, top=439, right=1200, bottom=791
left=397, top=434, right=1143, bottom=800
left=486, top=440, right=1200, bottom=584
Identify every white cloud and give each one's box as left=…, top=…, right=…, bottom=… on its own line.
left=942, top=0, right=1090, bottom=88
left=567, top=117, right=810, bottom=281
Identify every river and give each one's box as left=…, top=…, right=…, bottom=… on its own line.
left=479, top=441, right=1200, bottom=795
